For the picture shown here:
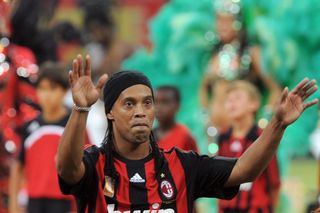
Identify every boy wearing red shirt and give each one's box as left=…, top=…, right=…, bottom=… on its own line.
left=218, top=80, right=281, bottom=213
left=154, top=86, right=199, bottom=152
left=9, top=63, right=74, bottom=213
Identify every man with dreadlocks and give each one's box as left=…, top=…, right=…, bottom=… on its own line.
left=56, top=54, right=318, bottom=213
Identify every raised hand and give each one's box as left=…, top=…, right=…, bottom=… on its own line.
left=69, top=54, right=108, bottom=107
left=274, top=78, right=318, bottom=127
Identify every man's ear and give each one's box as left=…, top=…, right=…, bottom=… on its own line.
left=107, top=111, right=114, bottom=120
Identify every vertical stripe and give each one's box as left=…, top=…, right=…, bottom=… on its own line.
left=126, top=163, right=149, bottom=210
left=95, top=154, right=108, bottom=212
left=236, top=190, right=242, bottom=209
left=164, top=153, right=188, bottom=213
left=145, top=159, right=162, bottom=210
left=244, top=129, right=258, bottom=211
left=114, top=159, right=131, bottom=211
left=247, top=188, right=253, bottom=210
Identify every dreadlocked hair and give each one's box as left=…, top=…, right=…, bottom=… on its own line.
left=102, top=120, right=117, bottom=179
left=150, top=131, right=164, bottom=178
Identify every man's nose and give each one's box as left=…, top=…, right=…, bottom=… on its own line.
left=134, top=104, right=146, bottom=117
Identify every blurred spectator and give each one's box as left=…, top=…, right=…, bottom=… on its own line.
left=53, top=21, right=84, bottom=64
left=83, top=9, right=134, bottom=79
left=1, top=2, right=40, bottom=210
left=308, top=108, right=320, bottom=212
left=8, top=62, right=74, bottom=213
left=312, top=208, right=320, bottom=213
left=78, top=0, right=114, bottom=14
left=199, top=0, right=280, bottom=133
left=154, top=85, right=199, bottom=152
left=217, top=81, right=280, bottom=213
left=10, top=0, right=58, bottom=63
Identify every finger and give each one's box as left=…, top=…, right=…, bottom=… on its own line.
left=303, top=86, right=318, bottom=100
left=280, top=87, right=289, bottom=103
left=72, top=59, right=79, bottom=79
left=77, top=54, right=83, bottom=76
left=302, top=79, right=316, bottom=93
left=303, top=98, right=318, bottom=110
left=68, top=70, right=74, bottom=86
left=291, top=78, right=309, bottom=94
left=84, top=54, right=91, bottom=76
left=95, top=74, right=109, bottom=92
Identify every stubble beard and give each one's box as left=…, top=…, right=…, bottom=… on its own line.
left=133, top=132, right=150, bottom=144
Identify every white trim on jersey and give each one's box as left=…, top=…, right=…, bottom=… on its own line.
left=24, top=126, right=64, bottom=149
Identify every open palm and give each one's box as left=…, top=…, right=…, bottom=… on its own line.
left=274, top=78, right=318, bottom=127
left=69, top=55, right=108, bottom=107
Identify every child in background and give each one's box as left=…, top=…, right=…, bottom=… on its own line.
left=9, top=62, right=74, bottom=213
left=218, top=80, right=280, bottom=213
left=154, top=85, right=198, bottom=153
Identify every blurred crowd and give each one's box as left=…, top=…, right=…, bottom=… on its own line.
left=0, top=1, right=132, bottom=212
left=0, top=0, right=319, bottom=213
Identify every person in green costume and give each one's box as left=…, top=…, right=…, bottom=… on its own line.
left=199, top=0, right=280, bottom=135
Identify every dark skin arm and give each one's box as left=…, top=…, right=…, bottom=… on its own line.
left=56, top=55, right=108, bottom=184
left=8, top=161, right=24, bottom=213
left=225, top=78, right=318, bottom=186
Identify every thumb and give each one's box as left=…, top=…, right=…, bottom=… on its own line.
left=280, top=87, right=289, bottom=103
left=95, top=74, right=108, bottom=92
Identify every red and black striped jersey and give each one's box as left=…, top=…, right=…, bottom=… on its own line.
left=218, top=125, right=281, bottom=213
left=59, top=145, right=240, bottom=213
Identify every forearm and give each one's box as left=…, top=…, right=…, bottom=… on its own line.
left=56, top=109, right=88, bottom=183
left=9, top=161, right=23, bottom=213
left=226, top=117, right=286, bottom=186
left=270, top=187, right=280, bottom=211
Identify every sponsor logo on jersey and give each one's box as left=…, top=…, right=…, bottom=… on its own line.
left=130, top=173, right=145, bottom=183
left=107, top=203, right=175, bottom=213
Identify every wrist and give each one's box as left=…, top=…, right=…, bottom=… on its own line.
left=73, top=104, right=91, bottom=112
left=269, top=116, right=287, bottom=131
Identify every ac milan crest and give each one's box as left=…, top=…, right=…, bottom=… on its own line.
left=160, top=180, right=174, bottom=199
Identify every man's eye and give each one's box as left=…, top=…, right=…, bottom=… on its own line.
left=125, top=102, right=133, bottom=107
left=145, top=100, right=152, bottom=105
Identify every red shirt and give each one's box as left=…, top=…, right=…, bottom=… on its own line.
left=218, top=125, right=281, bottom=213
left=157, top=124, right=199, bottom=153
left=19, top=114, right=90, bottom=200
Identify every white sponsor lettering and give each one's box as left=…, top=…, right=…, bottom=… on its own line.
left=107, top=204, right=175, bottom=213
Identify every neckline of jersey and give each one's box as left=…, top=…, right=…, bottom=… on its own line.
left=113, top=150, right=153, bottom=167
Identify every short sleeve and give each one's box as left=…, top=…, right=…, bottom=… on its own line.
left=176, top=150, right=239, bottom=200
left=58, top=146, right=100, bottom=197
left=195, top=155, right=239, bottom=199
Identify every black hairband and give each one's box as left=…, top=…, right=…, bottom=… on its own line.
left=103, top=71, right=153, bottom=114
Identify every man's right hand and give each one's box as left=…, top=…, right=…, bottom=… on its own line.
left=69, top=54, right=108, bottom=108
